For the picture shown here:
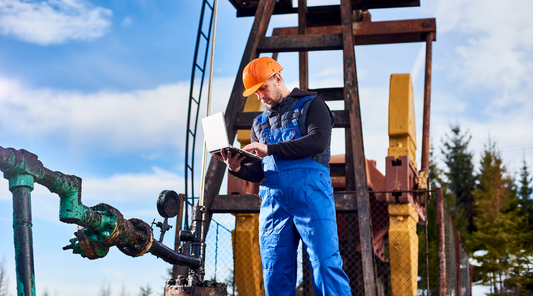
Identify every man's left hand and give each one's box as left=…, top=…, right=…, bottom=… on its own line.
left=243, top=143, right=268, bottom=157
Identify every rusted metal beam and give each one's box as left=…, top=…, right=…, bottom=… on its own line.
left=436, top=187, right=447, bottom=296
left=311, top=87, right=344, bottom=101
left=229, top=0, right=293, bottom=17
left=298, top=0, right=309, bottom=91
left=210, top=194, right=261, bottom=213
left=202, top=0, right=277, bottom=236
left=257, top=33, right=343, bottom=52
left=233, top=109, right=350, bottom=130
left=210, top=193, right=358, bottom=213
left=340, top=0, right=377, bottom=295
left=269, top=18, right=436, bottom=48
left=230, top=2, right=420, bottom=18
left=420, top=32, right=434, bottom=173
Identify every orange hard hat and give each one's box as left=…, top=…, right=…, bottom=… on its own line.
left=242, top=57, right=283, bottom=97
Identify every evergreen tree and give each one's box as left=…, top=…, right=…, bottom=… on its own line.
left=507, top=157, right=533, bottom=294
left=99, top=282, right=111, bottom=296
left=471, top=138, right=527, bottom=295
left=138, top=284, right=152, bottom=296
left=0, top=259, right=9, bottom=296
left=518, top=157, right=533, bottom=235
left=441, top=125, right=476, bottom=233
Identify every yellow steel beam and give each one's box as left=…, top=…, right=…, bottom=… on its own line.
left=232, top=94, right=265, bottom=296
left=388, top=73, right=419, bottom=296
left=388, top=74, right=417, bottom=170
left=388, top=203, right=419, bottom=296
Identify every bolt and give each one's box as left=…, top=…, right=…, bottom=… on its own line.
left=90, top=234, right=99, bottom=241
left=107, top=220, right=116, bottom=228
left=102, top=231, right=110, bottom=239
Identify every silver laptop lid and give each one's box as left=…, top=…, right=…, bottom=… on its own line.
left=201, top=112, right=231, bottom=153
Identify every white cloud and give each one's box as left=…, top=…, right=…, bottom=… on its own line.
left=121, top=16, right=132, bottom=28
left=0, top=77, right=233, bottom=152
left=0, top=0, right=112, bottom=45
left=432, top=0, right=533, bottom=111
left=82, top=167, right=184, bottom=203
left=0, top=166, right=187, bottom=222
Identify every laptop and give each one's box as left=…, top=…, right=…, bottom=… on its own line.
left=201, top=112, right=262, bottom=164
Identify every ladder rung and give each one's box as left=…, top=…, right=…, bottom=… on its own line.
left=200, top=31, right=209, bottom=40
left=195, top=63, right=204, bottom=72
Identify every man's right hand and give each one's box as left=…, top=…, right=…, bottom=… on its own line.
left=212, top=149, right=246, bottom=172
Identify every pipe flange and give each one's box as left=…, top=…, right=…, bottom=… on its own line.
left=88, top=203, right=120, bottom=243
left=75, top=227, right=110, bottom=259
left=117, top=218, right=153, bottom=257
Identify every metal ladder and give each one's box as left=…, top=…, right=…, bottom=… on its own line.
left=183, top=0, right=216, bottom=226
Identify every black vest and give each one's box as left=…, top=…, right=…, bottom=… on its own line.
left=252, top=95, right=334, bottom=168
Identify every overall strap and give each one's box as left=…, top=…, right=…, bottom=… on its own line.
left=255, top=111, right=270, bottom=132
left=291, top=96, right=315, bottom=123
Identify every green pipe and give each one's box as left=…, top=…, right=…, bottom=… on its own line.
left=0, top=146, right=203, bottom=289
left=10, top=174, right=36, bottom=296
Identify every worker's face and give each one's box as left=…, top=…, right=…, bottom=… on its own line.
left=255, top=73, right=284, bottom=109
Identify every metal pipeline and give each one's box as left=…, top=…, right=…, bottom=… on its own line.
left=150, top=240, right=201, bottom=269
left=0, top=146, right=203, bottom=295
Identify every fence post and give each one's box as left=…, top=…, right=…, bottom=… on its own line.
left=435, top=188, right=446, bottom=296
left=456, top=231, right=461, bottom=296
left=470, top=264, right=473, bottom=296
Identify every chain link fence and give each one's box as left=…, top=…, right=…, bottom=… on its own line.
left=444, top=198, right=458, bottom=296
left=200, top=188, right=471, bottom=296
left=436, top=188, right=472, bottom=296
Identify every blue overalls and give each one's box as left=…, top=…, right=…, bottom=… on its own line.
left=255, top=96, right=352, bottom=296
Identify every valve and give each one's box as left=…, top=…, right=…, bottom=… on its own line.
left=157, top=190, right=180, bottom=218
left=151, top=190, right=180, bottom=242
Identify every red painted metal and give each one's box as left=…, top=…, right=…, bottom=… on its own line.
left=382, top=156, right=425, bottom=222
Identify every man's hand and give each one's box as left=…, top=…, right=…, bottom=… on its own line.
left=243, top=143, right=268, bottom=157
left=212, top=149, right=246, bottom=172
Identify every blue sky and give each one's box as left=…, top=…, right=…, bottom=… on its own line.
left=1, top=0, right=532, bottom=295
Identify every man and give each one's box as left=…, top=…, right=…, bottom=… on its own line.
left=213, top=57, right=352, bottom=296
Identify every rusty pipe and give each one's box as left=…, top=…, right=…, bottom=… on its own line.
left=420, top=32, right=434, bottom=173
left=69, top=204, right=202, bottom=269
left=1, top=146, right=202, bottom=273
left=436, top=187, right=446, bottom=296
